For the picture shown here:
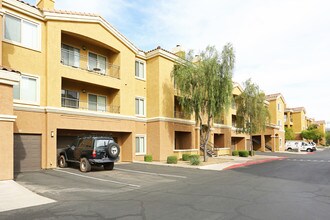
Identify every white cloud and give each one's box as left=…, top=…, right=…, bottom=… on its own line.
left=24, top=0, right=330, bottom=125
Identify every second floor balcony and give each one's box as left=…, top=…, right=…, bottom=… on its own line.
left=61, top=97, right=120, bottom=114
left=61, top=44, right=120, bottom=79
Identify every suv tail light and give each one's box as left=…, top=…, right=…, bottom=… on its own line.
left=92, top=150, right=96, bottom=158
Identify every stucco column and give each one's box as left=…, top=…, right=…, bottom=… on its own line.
left=261, top=134, right=266, bottom=152
left=0, top=70, right=20, bottom=180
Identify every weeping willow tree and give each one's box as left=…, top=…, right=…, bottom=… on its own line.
left=172, top=44, right=235, bottom=162
left=236, top=79, right=270, bottom=154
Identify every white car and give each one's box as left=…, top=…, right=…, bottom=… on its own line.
left=285, top=141, right=314, bottom=152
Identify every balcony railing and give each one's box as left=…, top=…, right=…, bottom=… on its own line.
left=174, top=111, right=191, bottom=120
left=61, top=97, right=120, bottom=114
left=61, top=48, right=120, bottom=79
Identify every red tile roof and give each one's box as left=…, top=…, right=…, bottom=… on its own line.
left=43, top=9, right=100, bottom=17
left=0, top=66, right=21, bottom=73
left=16, top=0, right=39, bottom=9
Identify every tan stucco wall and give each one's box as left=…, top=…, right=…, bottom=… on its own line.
left=0, top=121, right=14, bottom=180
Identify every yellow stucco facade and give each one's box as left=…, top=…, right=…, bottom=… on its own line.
left=0, top=0, right=327, bottom=180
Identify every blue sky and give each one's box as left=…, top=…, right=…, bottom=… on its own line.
left=25, top=0, right=330, bottom=127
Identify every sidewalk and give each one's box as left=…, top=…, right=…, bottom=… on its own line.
left=0, top=180, right=55, bottom=213
left=134, top=154, right=285, bottom=171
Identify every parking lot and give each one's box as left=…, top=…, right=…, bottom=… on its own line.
left=3, top=150, right=330, bottom=220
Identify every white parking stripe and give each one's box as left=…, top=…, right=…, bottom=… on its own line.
left=115, top=168, right=187, bottom=179
left=55, top=169, right=140, bottom=188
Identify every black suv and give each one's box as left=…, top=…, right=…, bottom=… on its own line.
left=58, top=136, right=120, bottom=172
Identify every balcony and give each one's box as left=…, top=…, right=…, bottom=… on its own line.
left=174, top=111, right=191, bottom=120
left=61, top=97, right=120, bottom=114
left=61, top=48, right=120, bottom=79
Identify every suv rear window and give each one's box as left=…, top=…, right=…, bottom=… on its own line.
left=94, top=139, right=114, bottom=148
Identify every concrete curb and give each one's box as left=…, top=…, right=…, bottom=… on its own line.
left=0, top=180, right=55, bottom=213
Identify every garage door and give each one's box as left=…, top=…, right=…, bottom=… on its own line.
left=14, top=134, right=41, bottom=172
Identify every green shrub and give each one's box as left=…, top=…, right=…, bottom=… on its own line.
left=189, top=155, right=201, bottom=165
left=238, top=151, right=249, bottom=157
left=232, top=150, right=239, bottom=156
left=182, top=154, right=190, bottom=161
left=167, top=156, right=178, bottom=164
left=144, top=155, right=152, bottom=162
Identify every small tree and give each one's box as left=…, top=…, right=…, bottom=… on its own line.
left=235, top=79, right=270, bottom=155
left=285, top=127, right=295, bottom=140
left=326, top=131, right=330, bottom=146
left=301, top=124, right=324, bottom=143
left=172, top=44, right=235, bottom=162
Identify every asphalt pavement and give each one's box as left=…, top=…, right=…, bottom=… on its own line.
left=2, top=149, right=330, bottom=219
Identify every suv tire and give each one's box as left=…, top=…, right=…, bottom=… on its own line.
left=107, top=143, right=120, bottom=159
left=80, top=157, right=91, bottom=172
left=306, top=148, right=312, bottom=152
left=59, top=155, right=68, bottom=168
left=104, top=162, right=114, bottom=170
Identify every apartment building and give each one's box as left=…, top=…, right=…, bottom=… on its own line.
left=249, top=93, right=286, bottom=152
left=285, top=107, right=307, bottom=139
left=0, top=0, right=203, bottom=180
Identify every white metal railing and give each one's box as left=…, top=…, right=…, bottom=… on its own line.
left=61, top=48, right=120, bottom=79
left=61, top=97, right=120, bottom=114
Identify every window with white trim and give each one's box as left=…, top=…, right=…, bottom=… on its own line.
left=135, top=136, right=146, bottom=154
left=277, top=103, right=281, bottom=111
left=88, top=94, right=106, bottom=112
left=88, top=52, right=106, bottom=74
left=278, top=120, right=282, bottom=126
left=135, top=60, right=145, bottom=79
left=279, top=138, right=282, bottom=147
left=4, top=14, right=40, bottom=50
left=61, top=44, right=80, bottom=67
left=13, top=75, right=39, bottom=103
left=135, top=97, right=145, bottom=116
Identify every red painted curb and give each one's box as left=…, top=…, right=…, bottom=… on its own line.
left=223, top=157, right=287, bottom=170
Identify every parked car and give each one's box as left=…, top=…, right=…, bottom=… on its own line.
left=285, top=141, right=314, bottom=152
left=308, top=141, right=317, bottom=151
left=58, top=135, right=120, bottom=172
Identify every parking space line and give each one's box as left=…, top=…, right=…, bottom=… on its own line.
left=55, top=169, right=140, bottom=188
left=115, top=168, right=187, bottom=179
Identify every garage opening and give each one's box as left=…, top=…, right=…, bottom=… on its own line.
left=214, top=134, right=225, bottom=148
left=252, top=135, right=262, bottom=151
left=14, top=134, right=41, bottom=173
left=57, top=129, right=132, bottom=162
left=231, top=137, right=245, bottom=151
left=265, top=135, right=272, bottom=151
left=175, top=131, right=192, bottom=150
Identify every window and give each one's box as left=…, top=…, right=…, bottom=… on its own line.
left=88, top=52, right=106, bottom=74
left=279, top=138, right=282, bottom=147
left=13, top=75, right=38, bottom=103
left=284, top=115, right=287, bottom=122
left=61, top=44, right=80, bottom=67
left=278, top=120, right=282, bottom=126
left=136, top=136, right=146, bottom=154
left=277, top=103, right=281, bottom=111
left=4, top=14, right=39, bottom=50
left=135, top=60, right=145, bottom=79
left=135, top=97, right=145, bottom=116
left=61, top=89, right=79, bottom=108
left=88, top=94, right=106, bottom=112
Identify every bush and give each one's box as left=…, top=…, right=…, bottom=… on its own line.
left=189, top=155, right=201, bottom=165
left=167, top=156, right=178, bottom=164
left=238, top=151, right=249, bottom=157
left=144, top=155, right=152, bottom=162
left=232, top=150, right=239, bottom=156
left=182, top=154, right=190, bottom=161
